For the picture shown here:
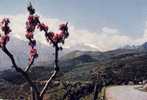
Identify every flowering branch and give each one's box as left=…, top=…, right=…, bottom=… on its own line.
left=0, top=18, right=40, bottom=100
left=25, top=2, right=69, bottom=72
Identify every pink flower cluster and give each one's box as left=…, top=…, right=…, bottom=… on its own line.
left=26, top=3, right=69, bottom=63
left=45, top=23, right=69, bottom=44
left=0, top=18, right=11, bottom=47
left=25, top=15, right=39, bottom=63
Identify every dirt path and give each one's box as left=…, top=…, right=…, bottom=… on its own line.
left=105, top=85, right=147, bottom=100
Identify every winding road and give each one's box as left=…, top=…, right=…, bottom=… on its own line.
left=105, top=85, right=147, bottom=100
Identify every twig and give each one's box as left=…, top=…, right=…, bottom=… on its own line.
left=25, top=56, right=35, bottom=72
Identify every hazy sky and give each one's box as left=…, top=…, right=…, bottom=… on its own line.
left=0, top=0, right=146, bottom=35
left=0, top=0, right=147, bottom=51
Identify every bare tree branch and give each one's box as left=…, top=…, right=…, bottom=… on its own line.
left=1, top=45, right=40, bottom=99
left=25, top=56, right=35, bottom=72
left=40, top=44, right=59, bottom=98
left=40, top=70, right=57, bottom=97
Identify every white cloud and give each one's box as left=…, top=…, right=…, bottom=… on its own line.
left=0, top=14, right=147, bottom=51
left=102, top=27, right=118, bottom=34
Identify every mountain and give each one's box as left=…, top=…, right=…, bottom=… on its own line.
left=59, top=47, right=147, bottom=82
left=2, top=44, right=147, bottom=82
left=122, top=42, right=147, bottom=51
left=69, top=43, right=99, bottom=51
left=1, top=42, right=147, bottom=99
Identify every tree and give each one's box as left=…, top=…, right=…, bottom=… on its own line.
left=0, top=2, right=69, bottom=100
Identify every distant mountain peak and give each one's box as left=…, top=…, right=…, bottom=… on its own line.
left=69, top=43, right=99, bottom=52
left=142, top=42, right=147, bottom=49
